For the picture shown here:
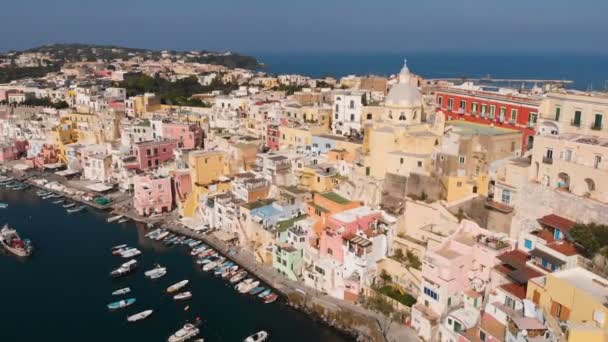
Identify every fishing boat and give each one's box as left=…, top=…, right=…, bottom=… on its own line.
left=110, top=259, right=138, bottom=278
left=263, top=293, right=278, bottom=304
left=0, top=224, right=33, bottom=257
left=12, top=184, right=28, bottom=191
left=202, top=257, right=225, bottom=272
left=237, top=279, right=260, bottom=294
left=221, top=265, right=239, bottom=279
left=145, top=228, right=161, bottom=238
left=214, top=262, right=234, bottom=276
left=257, top=289, right=271, bottom=298
left=0, top=176, right=14, bottom=184
left=127, top=309, right=153, bottom=322
left=167, top=322, right=200, bottom=342
left=155, top=231, right=170, bottom=241
left=0, top=203, right=7, bottom=209
left=112, top=244, right=128, bottom=251
left=112, top=246, right=130, bottom=256
left=249, top=287, right=265, bottom=296
left=173, top=291, right=192, bottom=301
left=190, top=246, right=208, bottom=256
left=36, top=190, right=50, bottom=197
left=117, top=218, right=130, bottom=224
left=244, top=331, right=269, bottom=342
left=188, top=240, right=202, bottom=248
left=144, top=264, right=167, bottom=279
left=119, top=248, right=142, bottom=258
left=107, top=215, right=123, bottom=223
left=62, top=202, right=76, bottom=208
left=52, top=199, right=64, bottom=204
left=49, top=193, right=62, bottom=198
left=107, top=298, right=136, bottom=310
left=112, top=287, right=131, bottom=296
left=230, top=271, right=248, bottom=284
left=166, top=280, right=189, bottom=293
left=67, top=205, right=87, bottom=214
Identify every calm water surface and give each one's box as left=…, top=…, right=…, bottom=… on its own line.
left=0, top=187, right=350, bottom=342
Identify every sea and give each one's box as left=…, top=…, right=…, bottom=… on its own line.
left=0, top=187, right=350, bottom=342
left=254, top=52, right=608, bottom=91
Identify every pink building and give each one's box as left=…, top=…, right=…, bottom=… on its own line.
left=0, top=144, right=19, bottom=163
left=134, top=139, right=178, bottom=170
left=133, top=174, right=173, bottom=216
left=411, top=220, right=513, bottom=341
left=266, top=124, right=280, bottom=151
left=319, top=206, right=382, bottom=263
left=162, top=123, right=204, bottom=150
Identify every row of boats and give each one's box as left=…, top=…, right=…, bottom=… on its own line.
left=36, top=189, right=88, bottom=214
left=0, top=177, right=29, bottom=191
left=146, top=228, right=279, bottom=304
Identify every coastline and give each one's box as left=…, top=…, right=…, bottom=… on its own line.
left=8, top=169, right=414, bottom=342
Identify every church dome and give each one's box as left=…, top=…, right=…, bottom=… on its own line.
left=385, top=59, right=422, bottom=108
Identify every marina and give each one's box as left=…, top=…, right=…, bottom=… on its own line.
left=0, top=186, right=348, bottom=341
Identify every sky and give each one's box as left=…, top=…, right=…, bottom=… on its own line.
left=2, top=0, right=607, bottom=54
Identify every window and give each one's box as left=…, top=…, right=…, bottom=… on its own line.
left=471, top=102, right=478, bottom=114
left=505, top=296, right=517, bottom=310
left=366, top=113, right=372, bottom=120
left=399, top=113, right=406, bottom=121
left=594, top=155, right=602, bottom=169
left=499, top=107, right=506, bottom=120
left=335, top=104, right=339, bottom=113
left=400, top=158, right=404, bottom=164
left=447, top=98, right=454, bottom=111
left=437, top=96, right=443, bottom=107
left=564, top=149, right=573, bottom=161
left=545, top=148, right=553, bottom=160
left=458, top=155, right=466, bottom=164
left=325, top=143, right=331, bottom=149
left=457, top=181, right=463, bottom=188
left=573, top=110, right=582, bottom=126
left=481, top=104, right=487, bottom=116
left=489, top=105, right=496, bottom=119
left=479, top=330, right=486, bottom=341
left=423, top=287, right=439, bottom=300
left=555, top=106, right=561, bottom=121
left=502, top=189, right=511, bottom=205
left=511, top=109, right=518, bottom=122
left=334, top=113, right=339, bottom=120
left=350, top=114, right=355, bottom=121
left=417, top=161, right=422, bottom=167
left=459, top=100, right=466, bottom=110
left=524, top=239, right=533, bottom=249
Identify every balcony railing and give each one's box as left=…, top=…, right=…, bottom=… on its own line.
left=542, top=156, right=553, bottom=164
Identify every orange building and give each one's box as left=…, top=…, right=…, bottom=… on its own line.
left=306, top=191, right=361, bottom=246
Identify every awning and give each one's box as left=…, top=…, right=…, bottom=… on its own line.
left=529, top=248, right=566, bottom=266
left=43, top=163, right=64, bottom=170
left=12, top=164, right=31, bottom=171
left=86, top=183, right=114, bottom=192
left=55, top=169, right=81, bottom=177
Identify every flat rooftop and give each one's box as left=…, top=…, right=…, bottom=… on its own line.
left=447, top=121, right=519, bottom=136
left=551, top=267, right=608, bottom=302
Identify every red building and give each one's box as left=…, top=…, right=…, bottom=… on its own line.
left=134, top=139, right=178, bottom=170
left=436, top=88, right=541, bottom=152
left=266, top=124, right=280, bottom=151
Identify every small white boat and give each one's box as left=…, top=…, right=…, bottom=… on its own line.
left=173, top=291, right=192, bottom=301
left=237, top=279, right=260, bottom=294
left=112, top=244, right=128, bottom=251
left=62, top=203, right=76, bottom=208
left=117, top=218, right=130, bottom=224
left=167, top=280, right=189, bottom=293
left=107, top=215, right=123, bottom=223
left=127, top=309, right=153, bottom=322
left=120, top=248, right=142, bottom=258
left=168, top=323, right=199, bottom=342
left=155, top=231, right=170, bottom=241
left=244, top=330, right=269, bottom=342
left=112, top=287, right=131, bottom=296
left=145, top=264, right=167, bottom=279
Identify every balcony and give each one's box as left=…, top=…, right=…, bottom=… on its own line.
left=542, top=156, right=553, bottom=164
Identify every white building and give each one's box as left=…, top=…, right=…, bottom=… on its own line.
left=332, top=90, right=365, bottom=136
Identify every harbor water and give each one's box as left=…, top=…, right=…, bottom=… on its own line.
left=0, top=187, right=350, bottom=342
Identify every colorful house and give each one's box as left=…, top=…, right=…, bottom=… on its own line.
left=134, top=139, right=178, bottom=170
left=133, top=173, right=173, bottom=216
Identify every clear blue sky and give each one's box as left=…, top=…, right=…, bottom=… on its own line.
left=2, top=0, right=607, bottom=54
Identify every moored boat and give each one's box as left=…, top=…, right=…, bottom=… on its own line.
left=119, top=248, right=142, bottom=258
left=62, top=202, right=76, bottom=208
left=145, top=264, right=167, bottom=279
left=167, top=322, right=200, bottom=342
left=244, top=330, right=269, bottom=342
left=0, top=203, right=7, bottom=209
left=230, top=270, right=248, bottom=284
left=236, top=279, right=260, bottom=294
left=173, top=291, right=192, bottom=301
left=107, top=215, right=123, bottom=223
left=263, top=293, right=278, bottom=304
left=67, top=205, right=87, bottom=214
left=257, top=289, right=271, bottom=298
left=117, top=218, right=130, bottom=224
left=112, top=287, right=131, bottom=296
left=52, top=199, right=64, bottom=204
left=249, top=287, right=265, bottom=295
left=127, top=309, right=153, bottom=322
left=166, top=280, right=189, bottom=293
left=107, top=298, right=136, bottom=310
left=0, top=224, right=33, bottom=257
left=110, top=259, right=138, bottom=278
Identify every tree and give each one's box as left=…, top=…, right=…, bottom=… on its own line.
left=570, top=223, right=608, bottom=257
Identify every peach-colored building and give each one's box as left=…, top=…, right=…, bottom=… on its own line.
left=133, top=174, right=173, bottom=216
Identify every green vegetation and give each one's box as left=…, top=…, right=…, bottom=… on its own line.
left=120, top=73, right=239, bottom=107
left=320, top=191, right=350, bottom=205
left=0, top=65, right=60, bottom=83
left=376, top=285, right=417, bottom=307
left=273, top=84, right=306, bottom=95
left=569, top=223, right=608, bottom=258
left=393, top=249, right=422, bottom=270
left=242, top=199, right=275, bottom=210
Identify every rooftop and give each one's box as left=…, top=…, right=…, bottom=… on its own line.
left=447, top=120, right=519, bottom=136
left=551, top=267, right=608, bottom=302
left=319, top=191, right=350, bottom=205
left=331, top=206, right=377, bottom=223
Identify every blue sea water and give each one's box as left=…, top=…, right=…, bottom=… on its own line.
left=254, top=52, right=608, bottom=91
left=0, top=188, right=350, bottom=342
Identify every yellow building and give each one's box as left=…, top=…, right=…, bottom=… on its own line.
left=296, top=165, right=339, bottom=193
left=279, top=126, right=313, bottom=150
left=301, top=106, right=332, bottom=130
left=182, top=150, right=232, bottom=217
left=527, top=267, right=608, bottom=342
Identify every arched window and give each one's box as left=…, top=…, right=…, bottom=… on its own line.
left=585, top=178, right=596, bottom=192
left=399, top=113, right=406, bottom=121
